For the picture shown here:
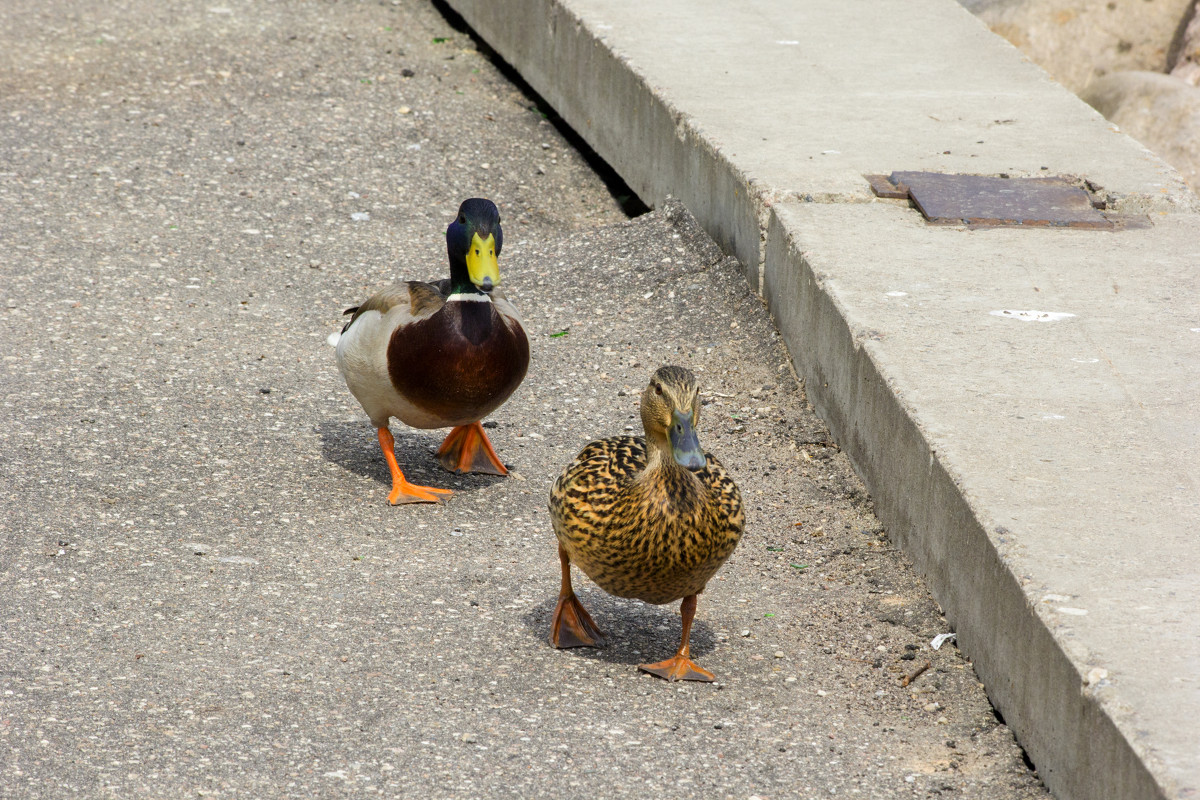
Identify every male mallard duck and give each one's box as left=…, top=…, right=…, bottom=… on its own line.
left=335, top=198, right=530, bottom=504
left=548, top=365, right=744, bottom=681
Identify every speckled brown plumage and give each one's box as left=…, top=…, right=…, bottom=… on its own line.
left=548, top=365, right=744, bottom=681
left=551, top=436, right=742, bottom=605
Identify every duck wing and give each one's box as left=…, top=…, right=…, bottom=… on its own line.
left=489, top=287, right=525, bottom=327
left=551, top=436, right=646, bottom=523
left=341, top=281, right=446, bottom=333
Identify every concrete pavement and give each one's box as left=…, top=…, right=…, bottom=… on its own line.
left=1, top=1, right=1047, bottom=798
left=441, top=1, right=1200, bottom=799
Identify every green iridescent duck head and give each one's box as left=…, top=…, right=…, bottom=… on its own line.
left=446, top=198, right=503, bottom=294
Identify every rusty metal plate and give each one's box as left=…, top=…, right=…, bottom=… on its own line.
left=864, top=173, right=908, bottom=200
left=871, top=172, right=1113, bottom=229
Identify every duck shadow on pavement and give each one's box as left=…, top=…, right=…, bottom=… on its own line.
left=316, top=420, right=506, bottom=493
left=521, top=593, right=718, bottom=669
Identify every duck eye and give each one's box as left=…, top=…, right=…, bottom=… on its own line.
left=654, top=383, right=662, bottom=395
left=458, top=214, right=466, bottom=224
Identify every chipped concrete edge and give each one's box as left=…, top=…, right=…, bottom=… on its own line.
left=760, top=207, right=1171, bottom=800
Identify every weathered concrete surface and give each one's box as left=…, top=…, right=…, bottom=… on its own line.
left=764, top=202, right=1200, bottom=800
left=444, top=0, right=1195, bottom=290
left=442, top=0, right=1200, bottom=798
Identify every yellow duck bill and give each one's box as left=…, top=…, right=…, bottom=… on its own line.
left=465, top=232, right=500, bottom=291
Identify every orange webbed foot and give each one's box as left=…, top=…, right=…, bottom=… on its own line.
left=377, top=426, right=452, bottom=505
left=638, top=655, right=715, bottom=683
left=436, top=422, right=508, bottom=476
left=550, top=593, right=604, bottom=648
left=386, top=477, right=453, bottom=505
left=638, top=594, right=713, bottom=681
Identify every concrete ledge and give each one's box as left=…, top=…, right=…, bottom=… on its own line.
left=442, top=0, right=1200, bottom=797
left=445, top=0, right=1195, bottom=289
left=763, top=203, right=1200, bottom=800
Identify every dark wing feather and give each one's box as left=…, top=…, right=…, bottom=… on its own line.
left=550, top=435, right=744, bottom=605
left=551, top=436, right=647, bottom=527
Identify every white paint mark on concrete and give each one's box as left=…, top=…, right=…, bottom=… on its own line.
left=350, top=212, right=370, bottom=222
left=885, top=291, right=908, bottom=297
left=776, top=40, right=800, bottom=45
left=990, top=309, right=1076, bottom=322
left=1071, top=358, right=1099, bottom=363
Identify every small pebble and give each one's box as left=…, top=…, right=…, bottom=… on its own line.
left=773, top=650, right=785, bottom=659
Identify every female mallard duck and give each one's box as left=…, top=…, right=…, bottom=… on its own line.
left=549, top=365, right=744, bottom=681
left=335, top=198, right=529, bottom=504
